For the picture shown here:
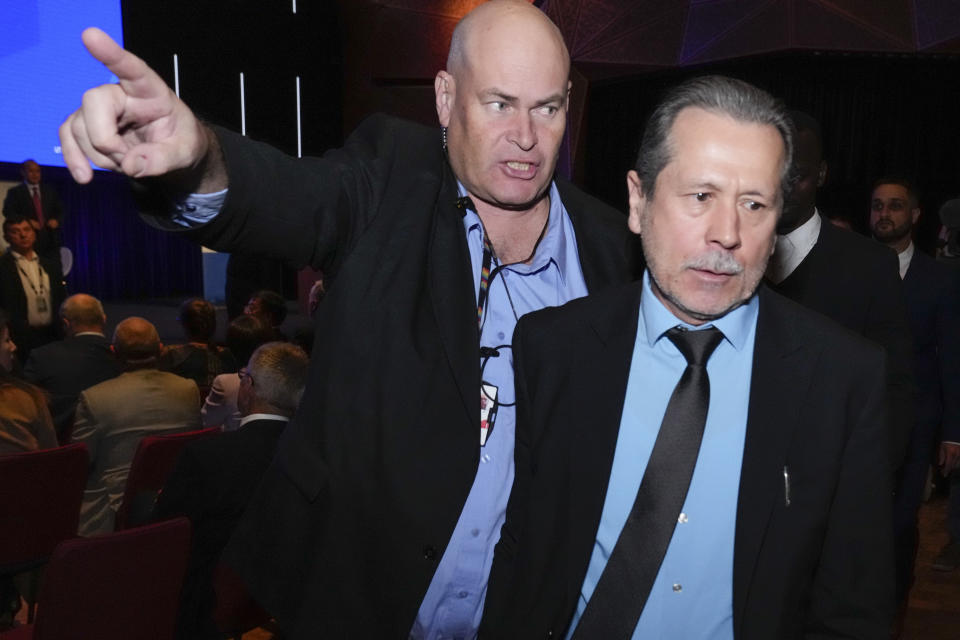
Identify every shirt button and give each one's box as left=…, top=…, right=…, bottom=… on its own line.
left=471, top=528, right=480, bottom=537
left=481, top=454, right=491, bottom=464
left=673, top=583, right=682, bottom=592
left=678, top=513, right=688, bottom=524
left=458, top=590, right=469, bottom=599
left=422, top=546, right=437, bottom=561
left=497, top=331, right=505, bottom=340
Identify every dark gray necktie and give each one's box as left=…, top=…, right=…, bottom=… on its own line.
left=572, top=326, right=724, bottom=639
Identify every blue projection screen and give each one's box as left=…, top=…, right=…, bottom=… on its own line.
left=1, top=0, right=124, bottom=167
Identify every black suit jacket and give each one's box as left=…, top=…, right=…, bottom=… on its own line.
left=2, top=182, right=65, bottom=255
left=0, top=250, right=65, bottom=355
left=155, top=417, right=288, bottom=639
left=139, top=115, right=636, bottom=637
left=483, top=282, right=894, bottom=639
left=769, top=218, right=914, bottom=468
left=23, top=334, right=123, bottom=440
left=902, top=249, right=960, bottom=442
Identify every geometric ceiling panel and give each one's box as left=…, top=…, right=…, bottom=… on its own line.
left=812, top=0, right=914, bottom=46
left=682, top=0, right=784, bottom=64
left=794, top=0, right=912, bottom=51
left=570, top=2, right=689, bottom=65
left=915, top=0, right=960, bottom=50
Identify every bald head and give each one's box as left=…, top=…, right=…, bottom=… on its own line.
left=60, top=294, right=106, bottom=335
left=447, top=0, right=569, bottom=77
left=113, top=317, right=162, bottom=366
left=435, top=0, right=571, bottom=213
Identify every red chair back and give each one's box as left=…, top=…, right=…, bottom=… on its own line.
left=0, top=443, right=87, bottom=572
left=23, top=518, right=192, bottom=640
left=115, top=427, right=219, bottom=530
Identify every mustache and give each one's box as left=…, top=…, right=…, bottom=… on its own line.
left=684, top=251, right=744, bottom=275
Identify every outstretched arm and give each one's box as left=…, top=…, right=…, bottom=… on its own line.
left=59, top=28, right=226, bottom=193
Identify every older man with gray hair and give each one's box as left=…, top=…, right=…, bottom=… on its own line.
left=483, top=75, right=893, bottom=639
left=156, top=342, right=309, bottom=640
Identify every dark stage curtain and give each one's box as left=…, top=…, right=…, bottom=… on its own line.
left=583, top=52, right=960, bottom=253
left=1, top=163, right=202, bottom=300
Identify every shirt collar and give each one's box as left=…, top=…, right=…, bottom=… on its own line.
left=458, top=181, right=568, bottom=281
left=897, top=241, right=915, bottom=279
left=638, top=269, right=759, bottom=352
left=767, top=208, right=821, bottom=284
left=73, top=331, right=106, bottom=338
left=11, top=250, right=38, bottom=263
left=239, top=413, right=290, bottom=428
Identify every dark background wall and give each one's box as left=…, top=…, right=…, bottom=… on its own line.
left=7, top=0, right=960, bottom=299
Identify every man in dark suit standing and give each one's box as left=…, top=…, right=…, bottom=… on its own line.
left=764, top=111, right=914, bottom=469
left=59, top=2, right=635, bottom=636
left=0, top=217, right=65, bottom=361
left=483, top=76, right=893, bottom=639
left=156, top=341, right=309, bottom=640
left=24, top=293, right=122, bottom=441
left=869, top=178, right=960, bottom=599
left=2, top=160, right=64, bottom=262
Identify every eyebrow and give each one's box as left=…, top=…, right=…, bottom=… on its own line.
left=478, top=88, right=566, bottom=107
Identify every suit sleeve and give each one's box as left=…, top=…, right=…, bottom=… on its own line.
left=481, top=317, right=534, bottom=636
left=70, top=392, right=100, bottom=467
left=866, top=251, right=915, bottom=469
left=137, top=115, right=406, bottom=280
left=806, top=351, right=894, bottom=638
left=937, top=268, right=960, bottom=443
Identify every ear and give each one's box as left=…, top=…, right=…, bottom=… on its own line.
left=435, top=71, right=455, bottom=127
left=565, top=79, right=572, bottom=111
left=626, top=170, right=646, bottom=235
left=817, top=160, right=828, bottom=188
left=911, top=207, right=921, bottom=226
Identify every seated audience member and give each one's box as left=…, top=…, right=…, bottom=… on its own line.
left=156, top=341, right=309, bottom=639
left=0, top=308, right=56, bottom=454
left=243, top=289, right=287, bottom=340
left=0, top=217, right=66, bottom=362
left=24, top=293, right=122, bottom=441
left=72, top=317, right=200, bottom=536
left=159, top=297, right=237, bottom=395
left=201, top=314, right=273, bottom=431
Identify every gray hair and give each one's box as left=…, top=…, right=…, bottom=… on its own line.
left=634, top=75, right=794, bottom=203
left=247, top=341, right=309, bottom=415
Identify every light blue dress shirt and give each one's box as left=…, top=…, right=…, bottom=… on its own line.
left=411, top=182, right=589, bottom=640
left=178, top=180, right=589, bottom=640
left=567, top=271, right=758, bottom=640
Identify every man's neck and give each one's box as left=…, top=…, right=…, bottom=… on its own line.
left=777, top=206, right=816, bottom=236
left=474, top=195, right=551, bottom=265
left=11, top=247, right=36, bottom=260
left=880, top=235, right=912, bottom=254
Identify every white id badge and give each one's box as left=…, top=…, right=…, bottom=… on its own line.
left=480, top=383, right=499, bottom=447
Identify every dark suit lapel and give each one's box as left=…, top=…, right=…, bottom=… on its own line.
left=561, top=281, right=644, bottom=603
left=733, top=287, right=819, bottom=633
left=428, top=159, right=481, bottom=427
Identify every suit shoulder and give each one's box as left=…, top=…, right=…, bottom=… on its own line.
left=519, top=281, right=640, bottom=340
left=762, top=286, right=885, bottom=365
left=824, top=223, right=898, bottom=267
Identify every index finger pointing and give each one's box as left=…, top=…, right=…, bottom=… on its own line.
left=80, top=27, right=162, bottom=99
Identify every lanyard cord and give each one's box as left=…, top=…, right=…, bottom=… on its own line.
left=17, top=260, right=46, bottom=297
left=476, top=214, right=550, bottom=330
